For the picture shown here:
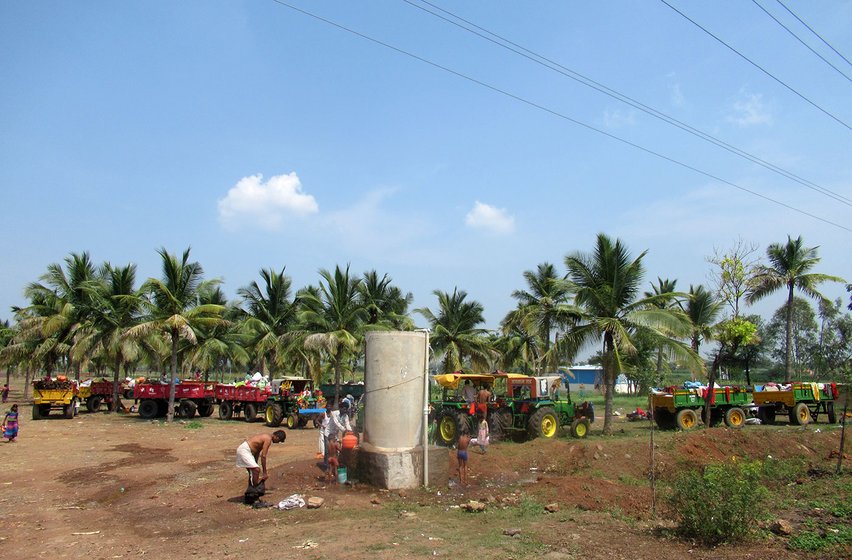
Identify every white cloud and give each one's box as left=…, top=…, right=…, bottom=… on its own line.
left=603, top=108, right=637, bottom=128
left=465, top=201, right=515, bottom=235
left=217, top=172, right=319, bottom=231
left=727, top=92, right=773, bottom=127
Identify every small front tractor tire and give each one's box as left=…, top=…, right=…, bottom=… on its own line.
left=265, top=403, right=284, bottom=427
left=527, top=407, right=559, bottom=440
left=675, top=408, right=699, bottom=430
left=724, top=407, right=746, bottom=428
left=286, top=412, right=299, bottom=429
left=790, top=402, right=811, bottom=426
left=570, top=417, right=590, bottom=438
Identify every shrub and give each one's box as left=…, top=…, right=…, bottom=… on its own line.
left=667, top=459, right=769, bottom=546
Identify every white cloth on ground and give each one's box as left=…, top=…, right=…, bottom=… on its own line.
left=235, top=441, right=259, bottom=469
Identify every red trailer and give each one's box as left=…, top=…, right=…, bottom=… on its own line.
left=80, top=380, right=127, bottom=412
left=134, top=382, right=216, bottom=419
left=214, top=384, right=272, bottom=422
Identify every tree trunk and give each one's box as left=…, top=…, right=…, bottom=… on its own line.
left=704, top=351, right=722, bottom=426
left=167, top=332, right=178, bottom=423
left=333, top=346, right=343, bottom=406
left=602, top=335, right=615, bottom=436
left=110, top=353, right=123, bottom=413
left=784, top=283, right=794, bottom=382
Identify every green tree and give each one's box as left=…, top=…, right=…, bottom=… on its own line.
left=415, top=288, right=494, bottom=373
left=644, top=278, right=681, bottom=384
left=298, top=265, right=369, bottom=402
left=704, top=317, right=759, bottom=423
left=765, top=297, right=819, bottom=377
left=358, top=270, right=414, bottom=329
left=747, top=236, right=844, bottom=381
left=707, top=239, right=759, bottom=318
left=563, top=234, right=699, bottom=435
left=129, top=248, right=225, bottom=422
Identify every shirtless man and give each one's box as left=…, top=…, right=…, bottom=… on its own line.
left=476, top=386, right=491, bottom=418
left=236, top=430, right=287, bottom=485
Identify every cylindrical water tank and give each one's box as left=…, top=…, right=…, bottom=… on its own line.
left=363, top=331, right=427, bottom=451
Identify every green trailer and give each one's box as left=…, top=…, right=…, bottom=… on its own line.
left=753, top=382, right=839, bottom=425
left=650, top=386, right=752, bottom=430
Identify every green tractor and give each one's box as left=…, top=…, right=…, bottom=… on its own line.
left=430, top=372, right=593, bottom=446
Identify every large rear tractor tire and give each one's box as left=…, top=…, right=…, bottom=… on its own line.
left=265, top=403, right=284, bottom=427
left=487, top=409, right=510, bottom=442
left=179, top=400, right=197, bottom=419
left=437, top=410, right=462, bottom=446
left=724, top=407, right=746, bottom=428
left=675, top=408, right=699, bottom=431
left=244, top=403, right=258, bottom=423
left=570, top=417, right=590, bottom=438
left=790, top=402, right=811, bottom=426
left=139, top=399, right=159, bottom=419
left=527, top=407, right=559, bottom=440
left=827, top=402, right=837, bottom=424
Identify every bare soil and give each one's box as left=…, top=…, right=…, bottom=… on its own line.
left=2, top=388, right=850, bottom=560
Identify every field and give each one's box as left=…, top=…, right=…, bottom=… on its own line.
left=1, top=387, right=850, bottom=560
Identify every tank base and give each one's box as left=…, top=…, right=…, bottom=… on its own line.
left=355, top=442, right=448, bottom=489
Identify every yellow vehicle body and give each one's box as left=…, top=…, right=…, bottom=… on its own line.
left=32, top=387, right=77, bottom=405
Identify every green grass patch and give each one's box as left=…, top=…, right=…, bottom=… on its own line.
left=184, top=420, right=204, bottom=429
left=788, top=525, right=852, bottom=552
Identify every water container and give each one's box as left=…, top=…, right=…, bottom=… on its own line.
left=342, top=431, right=358, bottom=450
left=337, top=466, right=347, bottom=484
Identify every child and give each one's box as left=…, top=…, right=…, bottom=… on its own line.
left=326, top=437, right=340, bottom=483
left=471, top=415, right=489, bottom=453
left=3, top=404, right=19, bottom=442
left=457, top=424, right=471, bottom=485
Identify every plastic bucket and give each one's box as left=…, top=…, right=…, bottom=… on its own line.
left=337, top=466, right=347, bottom=484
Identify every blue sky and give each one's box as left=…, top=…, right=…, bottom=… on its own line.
left=1, top=1, right=850, bottom=342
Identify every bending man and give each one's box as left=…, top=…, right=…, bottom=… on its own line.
left=236, top=430, right=287, bottom=486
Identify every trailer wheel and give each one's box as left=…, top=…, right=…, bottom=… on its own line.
left=63, top=403, right=74, bottom=419
left=724, top=407, right=746, bottom=428
left=219, top=401, right=233, bottom=420
left=198, top=404, right=214, bottom=417
left=265, top=403, right=284, bottom=427
left=675, top=409, right=699, bottom=430
left=123, top=389, right=134, bottom=399
left=87, top=395, right=103, bottom=413
left=528, top=407, right=559, bottom=439
left=32, top=404, right=42, bottom=420
left=244, top=403, right=258, bottom=423
left=570, top=417, right=590, bottom=438
left=179, top=400, right=197, bottom=419
left=790, top=402, right=811, bottom=426
left=139, top=399, right=159, bottom=419
left=827, top=402, right=837, bottom=424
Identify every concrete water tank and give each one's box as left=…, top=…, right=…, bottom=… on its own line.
left=363, top=331, right=427, bottom=451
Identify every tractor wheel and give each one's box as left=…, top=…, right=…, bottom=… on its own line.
left=827, top=402, right=837, bottom=424
left=757, top=407, right=776, bottom=425
left=790, top=402, right=811, bottom=426
left=198, top=404, right=214, bottom=417
left=123, top=389, right=134, bottom=399
left=298, top=416, right=309, bottom=427
left=724, top=407, right=746, bottom=428
left=244, top=403, right=258, bottom=423
left=139, top=399, right=159, bottom=419
left=179, top=400, right=197, bottom=419
left=487, top=410, right=507, bottom=442
left=675, top=409, right=699, bottom=431
left=266, top=403, right=284, bottom=427
left=87, top=395, right=103, bottom=413
left=654, top=409, right=676, bottom=430
left=219, top=401, right=233, bottom=420
left=63, top=403, right=74, bottom=419
left=32, top=404, right=42, bottom=420
left=527, top=407, right=559, bottom=440
left=437, top=410, right=462, bottom=446
left=570, top=417, right=590, bottom=438
left=156, top=400, right=169, bottom=417
left=286, top=412, right=299, bottom=429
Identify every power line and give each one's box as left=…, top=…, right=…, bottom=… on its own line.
left=659, top=0, right=851, bottom=131
left=776, top=0, right=852, bottom=69
left=401, top=0, right=852, bottom=207
left=267, top=0, right=852, bottom=233
left=752, top=0, right=851, bottom=82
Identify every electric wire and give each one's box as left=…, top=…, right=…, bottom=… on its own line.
left=402, top=0, right=852, bottom=207
left=776, top=0, right=852, bottom=69
left=660, top=0, right=851, bottom=131
left=268, top=0, right=851, bottom=233
left=751, top=0, right=851, bottom=82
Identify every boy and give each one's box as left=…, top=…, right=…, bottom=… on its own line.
left=326, top=437, right=340, bottom=483
left=457, top=424, right=471, bottom=485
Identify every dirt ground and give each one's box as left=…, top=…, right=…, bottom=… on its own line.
left=2, top=388, right=850, bottom=560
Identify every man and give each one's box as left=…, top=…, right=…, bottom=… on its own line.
left=236, top=430, right=287, bottom=486
left=462, top=380, right=476, bottom=404
left=476, top=385, right=491, bottom=418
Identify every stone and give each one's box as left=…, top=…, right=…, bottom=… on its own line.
left=503, top=528, right=521, bottom=537
left=370, top=497, right=381, bottom=505
left=770, top=519, right=794, bottom=535
left=544, top=503, right=559, bottom=513
left=306, top=497, right=325, bottom=509
left=461, top=500, right=486, bottom=513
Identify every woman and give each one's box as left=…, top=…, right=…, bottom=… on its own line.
left=3, top=404, right=19, bottom=442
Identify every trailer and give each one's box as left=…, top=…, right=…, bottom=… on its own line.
left=78, top=380, right=127, bottom=412
left=32, top=379, right=79, bottom=419
left=650, top=386, right=752, bottom=430
left=215, top=384, right=272, bottom=422
left=134, top=382, right=216, bottom=419
left=754, top=382, right=839, bottom=426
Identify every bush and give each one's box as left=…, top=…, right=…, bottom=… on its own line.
left=667, top=459, right=769, bottom=546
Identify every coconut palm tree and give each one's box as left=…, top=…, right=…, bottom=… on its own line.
left=563, top=234, right=699, bottom=435
left=186, top=285, right=246, bottom=382
left=643, top=278, right=681, bottom=383
left=129, top=248, right=226, bottom=422
left=415, top=288, right=494, bottom=373
left=747, top=236, right=845, bottom=382
left=298, top=265, right=369, bottom=402
left=358, top=270, right=414, bottom=329
left=505, top=262, right=579, bottom=373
